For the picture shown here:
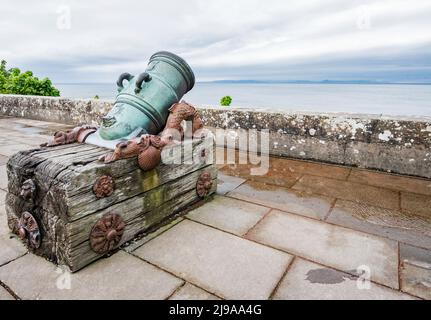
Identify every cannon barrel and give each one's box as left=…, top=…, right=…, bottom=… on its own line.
left=98, top=51, right=195, bottom=141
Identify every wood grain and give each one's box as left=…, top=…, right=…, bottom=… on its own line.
left=6, top=137, right=217, bottom=271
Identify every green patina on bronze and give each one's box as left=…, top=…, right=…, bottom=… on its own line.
left=98, top=51, right=195, bottom=141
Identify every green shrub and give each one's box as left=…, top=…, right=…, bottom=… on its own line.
left=220, top=95, right=232, bottom=106
left=94, top=95, right=100, bottom=99
left=0, top=60, right=60, bottom=96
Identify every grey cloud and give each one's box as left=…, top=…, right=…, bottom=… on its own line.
left=1, top=0, right=430, bottom=83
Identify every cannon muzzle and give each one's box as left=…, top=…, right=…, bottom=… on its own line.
left=85, top=51, right=195, bottom=149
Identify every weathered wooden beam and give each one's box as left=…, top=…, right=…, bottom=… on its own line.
left=6, top=136, right=217, bottom=272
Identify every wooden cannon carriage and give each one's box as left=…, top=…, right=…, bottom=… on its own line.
left=5, top=134, right=216, bottom=272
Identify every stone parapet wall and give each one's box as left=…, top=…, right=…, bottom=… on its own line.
left=1, top=94, right=430, bottom=178
left=0, top=94, right=111, bottom=126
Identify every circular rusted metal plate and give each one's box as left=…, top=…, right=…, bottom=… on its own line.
left=90, top=213, right=125, bottom=254
left=196, top=171, right=213, bottom=198
left=18, top=212, right=41, bottom=249
left=93, top=175, right=115, bottom=198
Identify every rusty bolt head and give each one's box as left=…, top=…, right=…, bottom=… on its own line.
left=196, top=171, right=213, bottom=198
left=93, top=175, right=115, bottom=198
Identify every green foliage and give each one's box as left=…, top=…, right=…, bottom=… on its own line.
left=220, top=95, right=232, bottom=106
left=94, top=95, right=100, bottom=99
left=0, top=60, right=8, bottom=93
left=0, top=60, right=60, bottom=96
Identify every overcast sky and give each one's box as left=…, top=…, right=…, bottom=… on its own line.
left=1, top=0, right=431, bottom=83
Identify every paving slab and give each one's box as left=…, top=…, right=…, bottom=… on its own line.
left=0, top=286, right=14, bottom=300
left=293, top=175, right=400, bottom=210
left=401, top=192, right=431, bottom=218
left=0, top=204, right=10, bottom=235
left=349, top=169, right=431, bottom=196
left=0, top=234, right=27, bottom=267
left=400, top=244, right=431, bottom=300
left=216, top=173, right=246, bottom=195
left=220, top=162, right=301, bottom=188
left=0, top=251, right=183, bottom=300
left=0, top=165, right=7, bottom=190
left=278, top=158, right=351, bottom=180
left=0, top=189, right=5, bottom=206
left=0, top=144, right=33, bottom=157
left=5, top=118, right=68, bottom=128
left=0, top=155, right=7, bottom=166
left=327, top=200, right=431, bottom=249
left=135, top=220, right=292, bottom=300
left=221, top=157, right=350, bottom=186
left=215, top=148, right=250, bottom=168
left=169, top=283, right=221, bottom=300
left=273, top=258, right=415, bottom=300
left=228, top=181, right=333, bottom=220
left=123, top=217, right=184, bottom=253
left=8, top=136, right=48, bottom=147
left=247, top=210, right=399, bottom=289
left=187, top=196, right=269, bottom=236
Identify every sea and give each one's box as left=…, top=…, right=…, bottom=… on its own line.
left=54, top=83, right=431, bottom=117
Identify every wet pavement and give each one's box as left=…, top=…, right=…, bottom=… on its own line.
left=0, top=116, right=430, bottom=300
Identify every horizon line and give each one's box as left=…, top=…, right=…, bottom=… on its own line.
left=53, top=80, right=431, bottom=85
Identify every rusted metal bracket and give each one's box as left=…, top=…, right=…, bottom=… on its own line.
left=90, top=213, right=125, bottom=254
left=163, top=101, right=203, bottom=140
left=17, top=212, right=41, bottom=249
left=99, top=134, right=170, bottom=171
left=41, top=126, right=97, bottom=147
left=98, top=102, right=204, bottom=172
left=196, top=171, right=213, bottom=198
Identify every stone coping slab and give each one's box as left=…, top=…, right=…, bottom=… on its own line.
left=1, top=94, right=430, bottom=178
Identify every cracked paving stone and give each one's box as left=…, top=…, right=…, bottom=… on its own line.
left=216, top=173, right=246, bottom=195
left=401, top=192, right=431, bottom=219
left=169, top=283, right=220, bottom=300
left=349, top=169, right=431, bottom=196
left=0, top=251, right=183, bottom=300
left=0, top=233, right=27, bottom=267
left=0, top=286, right=14, bottom=300
left=293, top=175, right=400, bottom=210
left=228, top=181, right=333, bottom=220
left=400, top=244, right=431, bottom=300
left=187, top=195, right=269, bottom=236
left=135, top=220, right=292, bottom=299
left=247, top=210, right=399, bottom=289
left=327, top=200, right=431, bottom=250
left=273, top=258, right=415, bottom=300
